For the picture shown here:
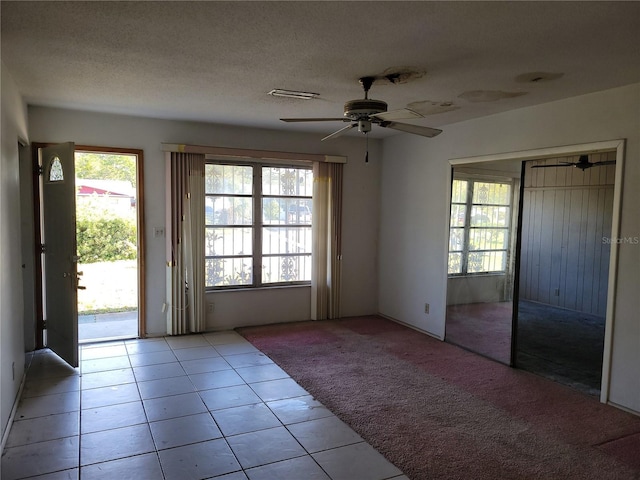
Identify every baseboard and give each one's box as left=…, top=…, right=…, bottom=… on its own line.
left=607, top=400, right=640, bottom=418
left=1, top=371, right=27, bottom=452
left=378, top=313, right=444, bottom=341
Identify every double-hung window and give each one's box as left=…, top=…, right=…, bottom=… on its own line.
left=448, top=178, right=512, bottom=275
left=205, top=161, right=312, bottom=288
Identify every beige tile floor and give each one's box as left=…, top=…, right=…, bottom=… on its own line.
left=2, top=331, right=407, bottom=480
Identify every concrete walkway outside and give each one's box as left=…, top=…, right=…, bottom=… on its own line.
left=78, top=310, right=138, bottom=343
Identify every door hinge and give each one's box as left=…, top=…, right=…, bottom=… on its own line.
left=35, top=165, right=43, bottom=176
left=42, top=320, right=47, bottom=329
left=40, top=243, right=47, bottom=253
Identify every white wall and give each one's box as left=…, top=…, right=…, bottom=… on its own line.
left=379, top=83, right=640, bottom=413
left=28, top=107, right=381, bottom=336
left=447, top=275, right=508, bottom=305
left=1, top=62, right=29, bottom=441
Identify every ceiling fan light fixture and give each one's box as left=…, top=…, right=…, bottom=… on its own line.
left=357, top=120, right=372, bottom=134
left=268, top=89, right=319, bottom=100
left=280, top=76, right=443, bottom=141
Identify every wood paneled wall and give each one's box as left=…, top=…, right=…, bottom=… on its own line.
left=520, top=152, right=615, bottom=317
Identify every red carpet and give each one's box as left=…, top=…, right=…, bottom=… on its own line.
left=238, top=316, right=640, bottom=480
left=445, top=302, right=512, bottom=364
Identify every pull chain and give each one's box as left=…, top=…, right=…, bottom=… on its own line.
left=365, top=133, right=369, bottom=163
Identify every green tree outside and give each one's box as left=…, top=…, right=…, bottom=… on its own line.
left=75, top=152, right=136, bottom=181
left=75, top=152, right=137, bottom=263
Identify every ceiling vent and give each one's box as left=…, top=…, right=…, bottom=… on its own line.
left=268, top=89, right=319, bottom=100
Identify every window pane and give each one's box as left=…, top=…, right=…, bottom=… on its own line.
left=262, top=198, right=312, bottom=225
left=262, top=198, right=285, bottom=224
left=450, top=204, right=466, bottom=227
left=205, top=228, right=252, bottom=256
left=262, top=255, right=311, bottom=283
left=471, top=206, right=509, bottom=227
left=469, top=229, right=508, bottom=251
left=449, top=228, right=464, bottom=252
left=286, top=200, right=312, bottom=225
left=206, top=257, right=253, bottom=287
left=451, top=179, right=467, bottom=203
left=263, top=226, right=311, bottom=255
left=205, top=164, right=253, bottom=195
left=205, top=196, right=252, bottom=225
left=262, top=167, right=313, bottom=197
left=466, top=251, right=506, bottom=273
left=448, top=252, right=462, bottom=274
left=49, top=156, right=64, bottom=182
left=472, top=182, right=510, bottom=205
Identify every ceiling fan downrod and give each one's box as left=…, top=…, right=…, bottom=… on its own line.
left=359, top=76, right=376, bottom=100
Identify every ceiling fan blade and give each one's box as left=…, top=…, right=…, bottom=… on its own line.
left=371, top=108, right=423, bottom=121
left=531, top=164, right=576, bottom=168
left=592, top=161, right=617, bottom=167
left=321, top=123, right=356, bottom=141
left=280, top=117, right=348, bottom=123
left=379, top=121, right=442, bottom=138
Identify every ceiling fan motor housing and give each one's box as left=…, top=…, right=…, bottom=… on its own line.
left=344, top=99, right=388, bottom=121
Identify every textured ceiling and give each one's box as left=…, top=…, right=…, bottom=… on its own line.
left=2, top=1, right=640, bottom=139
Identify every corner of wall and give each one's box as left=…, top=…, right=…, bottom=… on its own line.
left=1, top=60, right=30, bottom=442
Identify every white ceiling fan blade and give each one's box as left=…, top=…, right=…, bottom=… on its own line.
left=379, top=121, right=442, bottom=138
left=371, top=108, right=423, bottom=121
left=280, top=117, right=348, bottom=123
left=321, top=123, right=356, bottom=141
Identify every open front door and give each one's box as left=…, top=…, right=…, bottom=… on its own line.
left=41, top=142, right=79, bottom=367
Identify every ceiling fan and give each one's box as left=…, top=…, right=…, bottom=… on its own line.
left=531, top=154, right=616, bottom=171
left=280, top=76, right=443, bottom=141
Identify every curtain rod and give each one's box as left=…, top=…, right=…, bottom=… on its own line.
left=161, top=143, right=347, bottom=164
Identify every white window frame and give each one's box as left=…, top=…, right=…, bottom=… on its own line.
left=205, top=159, right=313, bottom=289
left=448, top=176, right=513, bottom=277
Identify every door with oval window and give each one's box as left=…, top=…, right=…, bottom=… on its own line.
left=41, top=142, right=79, bottom=367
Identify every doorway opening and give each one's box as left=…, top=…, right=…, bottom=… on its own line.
left=444, top=140, right=624, bottom=403
left=33, top=143, right=145, bottom=355
left=75, top=148, right=144, bottom=343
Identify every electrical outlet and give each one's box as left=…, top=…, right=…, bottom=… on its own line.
left=153, top=227, right=165, bottom=238
left=207, top=302, right=215, bottom=314
left=424, top=303, right=430, bottom=314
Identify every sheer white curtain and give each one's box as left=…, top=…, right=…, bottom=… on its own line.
left=311, top=161, right=343, bottom=320
left=166, top=152, right=206, bottom=335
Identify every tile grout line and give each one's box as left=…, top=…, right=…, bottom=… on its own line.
left=78, top=347, right=83, bottom=479
left=128, top=340, right=169, bottom=480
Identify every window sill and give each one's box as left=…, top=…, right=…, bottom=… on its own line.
left=448, top=273, right=506, bottom=279
left=206, top=283, right=311, bottom=293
